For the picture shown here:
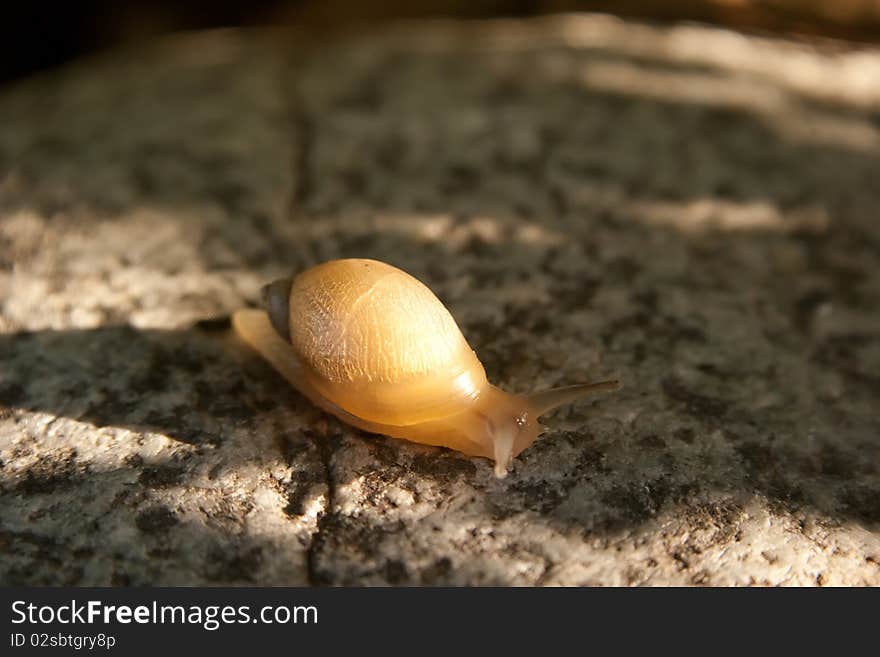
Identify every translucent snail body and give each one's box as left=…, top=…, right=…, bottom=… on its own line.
left=232, top=259, right=618, bottom=477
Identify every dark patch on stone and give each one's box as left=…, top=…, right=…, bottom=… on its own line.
left=673, top=427, right=695, bottom=444
left=410, top=452, right=477, bottom=479
left=283, top=461, right=326, bottom=518
left=841, top=486, right=880, bottom=525
left=209, top=180, right=250, bottom=214
left=341, top=169, right=367, bottom=196
left=688, top=501, right=744, bottom=540
left=666, top=319, right=707, bottom=344
left=460, top=317, right=501, bottom=353
left=193, top=379, right=252, bottom=420
left=579, top=443, right=609, bottom=473
left=72, top=546, right=94, bottom=559
left=467, top=260, right=518, bottom=290
left=282, top=485, right=317, bottom=518
left=0, top=381, right=25, bottom=407
left=724, top=428, right=747, bottom=443
left=624, top=566, right=644, bottom=585
left=139, top=409, right=221, bottom=446
left=548, top=184, right=568, bottom=217
left=425, top=264, right=449, bottom=284
left=765, top=478, right=807, bottom=511
left=661, top=377, right=729, bottom=420
left=204, top=545, right=263, bottom=582
left=639, top=434, right=666, bottom=450
left=695, top=362, right=730, bottom=378
left=28, top=135, right=74, bottom=159
left=510, top=479, right=567, bottom=514
left=308, top=514, right=407, bottom=585
left=111, top=571, right=132, bottom=586
left=735, top=440, right=807, bottom=509
left=601, top=312, right=650, bottom=346
left=487, top=500, right=523, bottom=522
left=812, top=333, right=880, bottom=391
left=275, top=431, right=314, bottom=467
left=204, top=496, right=254, bottom=527
left=131, top=346, right=174, bottom=395
left=0, top=526, right=59, bottom=555
left=383, top=559, right=408, bottom=585
left=135, top=505, right=178, bottom=533
left=360, top=468, right=409, bottom=506
left=372, top=132, right=406, bottom=172
left=15, top=451, right=85, bottom=495
left=138, top=462, right=188, bottom=488
left=604, top=257, right=641, bottom=283
left=335, top=77, right=384, bottom=111
left=365, top=438, right=404, bottom=468
left=793, top=289, right=829, bottom=334
left=420, top=557, right=452, bottom=584
left=818, top=443, right=858, bottom=479
left=4, top=330, right=33, bottom=344
left=632, top=288, right=659, bottom=312
left=601, top=481, right=671, bottom=525
left=735, top=440, right=778, bottom=476
left=147, top=545, right=174, bottom=559
left=532, top=431, right=607, bottom=474
left=551, top=275, right=599, bottom=309
left=672, top=551, right=690, bottom=570
left=169, top=345, right=208, bottom=375
left=86, top=389, right=138, bottom=428
left=194, top=316, right=232, bottom=332
left=302, top=426, right=344, bottom=452
left=462, top=234, right=497, bottom=258
left=690, top=570, right=711, bottom=585
left=761, top=550, right=778, bottom=564
left=109, top=489, right=135, bottom=512
left=60, top=566, right=85, bottom=586
left=528, top=314, right=553, bottom=335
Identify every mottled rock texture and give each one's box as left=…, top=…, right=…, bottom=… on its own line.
left=1, top=15, right=878, bottom=585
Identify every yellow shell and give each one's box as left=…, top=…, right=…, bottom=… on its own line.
left=287, top=259, right=487, bottom=426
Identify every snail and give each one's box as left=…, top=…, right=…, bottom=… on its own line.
left=232, top=259, right=619, bottom=477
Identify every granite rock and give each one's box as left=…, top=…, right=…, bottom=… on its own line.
left=1, top=16, right=878, bottom=585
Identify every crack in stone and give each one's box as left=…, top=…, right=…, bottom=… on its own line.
left=283, top=47, right=315, bottom=223
left=305, top=422, right=337, bottom=587
left=281, top=64, right=337, bottom=585
left=290, top=103, right=314, bottom=219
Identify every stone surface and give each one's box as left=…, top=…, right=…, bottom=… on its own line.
left=1, top=15, right=878, bottom=586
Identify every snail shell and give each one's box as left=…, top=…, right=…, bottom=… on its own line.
left=233, top=259, right=618, bottom=477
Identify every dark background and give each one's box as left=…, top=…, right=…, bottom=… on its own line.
left=4, top=0, right=880, bottom=85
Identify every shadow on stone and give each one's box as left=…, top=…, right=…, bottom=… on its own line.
left=0, top=323, right=292, bottom=446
